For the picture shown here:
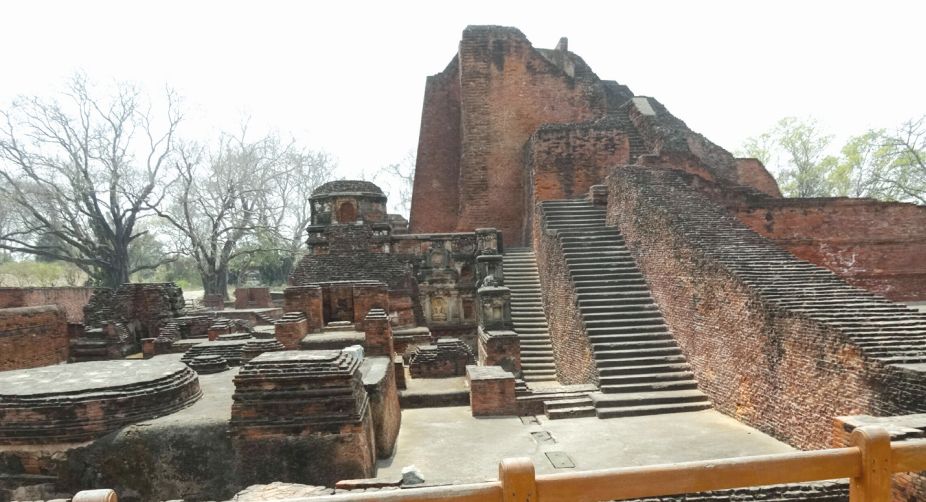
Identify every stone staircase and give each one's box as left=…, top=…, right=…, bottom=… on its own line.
left=504, top=248, right=558, bottom=382
left=539, top=199, right=712, bottom=418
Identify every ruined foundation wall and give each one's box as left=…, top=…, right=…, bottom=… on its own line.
left=0, top=305, right=68, bottom=371
left=0, top=287, right=95, bottom=323
left=532, top=205, right=598, bottom=385
left=733, top=199, right=926, bottom=302
left=607, top=167, right=926, bottom=449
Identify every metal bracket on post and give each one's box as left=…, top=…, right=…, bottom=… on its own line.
left=500, top=457, right=537, bottom=502
left=850, top=425, right=892, bottom=502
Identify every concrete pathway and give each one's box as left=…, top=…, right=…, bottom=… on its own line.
left=376, top=406, right=792, bottom=484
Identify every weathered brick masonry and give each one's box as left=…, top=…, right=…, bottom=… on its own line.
left=532, top=206, right=598, bottom=386
left=606, top=167, right=926, bottom=449
left=411, top=27, right=780, bottom=246
left=732, top=199, right=926, bottom=302
left=0, top=287, right=95, bottom=323
left=0, top=305, right=67, bottom=371
left=409, top=57, right=461, bottom=233
left=411, top=27, right=623, bottom=245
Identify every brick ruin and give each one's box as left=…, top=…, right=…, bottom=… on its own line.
left=287, top=180, right=494, bottom=348
left=0, top=359, right=201, bottom=444
left=1, top=24, right=925, bottom=502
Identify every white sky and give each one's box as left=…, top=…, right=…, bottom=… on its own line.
left=2, top=0, right=924, bottom=192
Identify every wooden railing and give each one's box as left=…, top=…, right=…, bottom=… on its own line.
left=309, top=427, right=923, bottom=502
left=73, top=426, right=926, bottom=502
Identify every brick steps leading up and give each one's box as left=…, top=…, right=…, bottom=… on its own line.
left=540, top=199, right=711, bottom=419
left=504, top=248, right=558, bottom=383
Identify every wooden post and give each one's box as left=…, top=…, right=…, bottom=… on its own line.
left=72, top=489, right=118, bottom=502
left=500, top=457, right=537, bottom=502
left=850, top=425, right=892, bottom=502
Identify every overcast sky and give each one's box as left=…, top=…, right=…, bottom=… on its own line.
left=2, top=0, right=924, bottom=189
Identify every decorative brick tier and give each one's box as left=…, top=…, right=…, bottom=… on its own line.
left=218, top=332, right=252, bottom=341
left=230, top=350, right=370, bottom=437
left=240, top=333, right=286, bottom=363
left=182, top=340, right=251, bottom=366
left=0, top=359, right=201, bottom=444
left=187, top=355, right=230, bottom=374
left=230, top=350, right=377, bottom=486
left=274, top=312, right=310, bottom=349
left=408, top=338, right=475, bottom=378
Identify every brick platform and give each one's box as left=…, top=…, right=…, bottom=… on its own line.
left=0, top=359, right=201, bottom=444
left=230, top=350, right=376, bottom=486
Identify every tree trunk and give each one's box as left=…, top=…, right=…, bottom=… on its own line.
left=99, top=251, right=131, bottom=289
left=201, top=268, right=230, bottom=300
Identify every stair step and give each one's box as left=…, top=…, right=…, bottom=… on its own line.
left=596, top=401, right=713, bottom=418
left=591, top=389, right=710, bottom=407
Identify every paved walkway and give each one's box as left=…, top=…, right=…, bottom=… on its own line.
left=376, top=406, right=792, bottom=484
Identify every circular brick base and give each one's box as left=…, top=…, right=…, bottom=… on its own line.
left=0, top=359, right=202, bottom=444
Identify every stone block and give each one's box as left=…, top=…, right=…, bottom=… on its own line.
left=466, top=365, right=517, bottom=416
left=477, top=328, right=521, bottom=375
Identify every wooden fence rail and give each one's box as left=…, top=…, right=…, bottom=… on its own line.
left=73, top=426, right=926, bottom=502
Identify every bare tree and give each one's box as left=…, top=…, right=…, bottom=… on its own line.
left=879, top=116, right=926, bottom=204
left=265, top=149, right=335, bottom=258
left=154, top=128, right=292, bottom=298
left=375, top=151, right=416, bottom=215
left=0, top=74, right=181, bottom=287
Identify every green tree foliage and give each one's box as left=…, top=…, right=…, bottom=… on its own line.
left=879, top=116, right=926, bottom=204
left=769, top=117, right=838, bottom=197
left=742, top=116, right=926, bottom=202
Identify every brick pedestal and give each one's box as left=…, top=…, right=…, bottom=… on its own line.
left=274, top=312, right=309, bottom=349
left=466, top=365, right=517, bottom=416
left=364, top=309, right=394, bottom=357
left=477, top=328, right=520, bottom=375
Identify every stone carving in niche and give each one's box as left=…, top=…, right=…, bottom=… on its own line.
left=429, top=249, right=448, bottom=269
left=431, top=296, right=448, bottom=322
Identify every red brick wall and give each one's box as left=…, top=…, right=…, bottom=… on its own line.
left=0, top=287, right=95, bottom=323
left=734, top=199, right=926, bottom=301
left=606, top=167, right=926, bottom=449
left=234, top=288, right=271, bottom=309
left=734, top=158, right=782, bottom=197
left=408, top=57, right=462, bottom=233
left=532, top=205, right=598, bottom=386
left=0, top=305, right=68, bottom=370
left=411, top=27, right=611, bottom=246
left=524, top=124, right=631, bottom=242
